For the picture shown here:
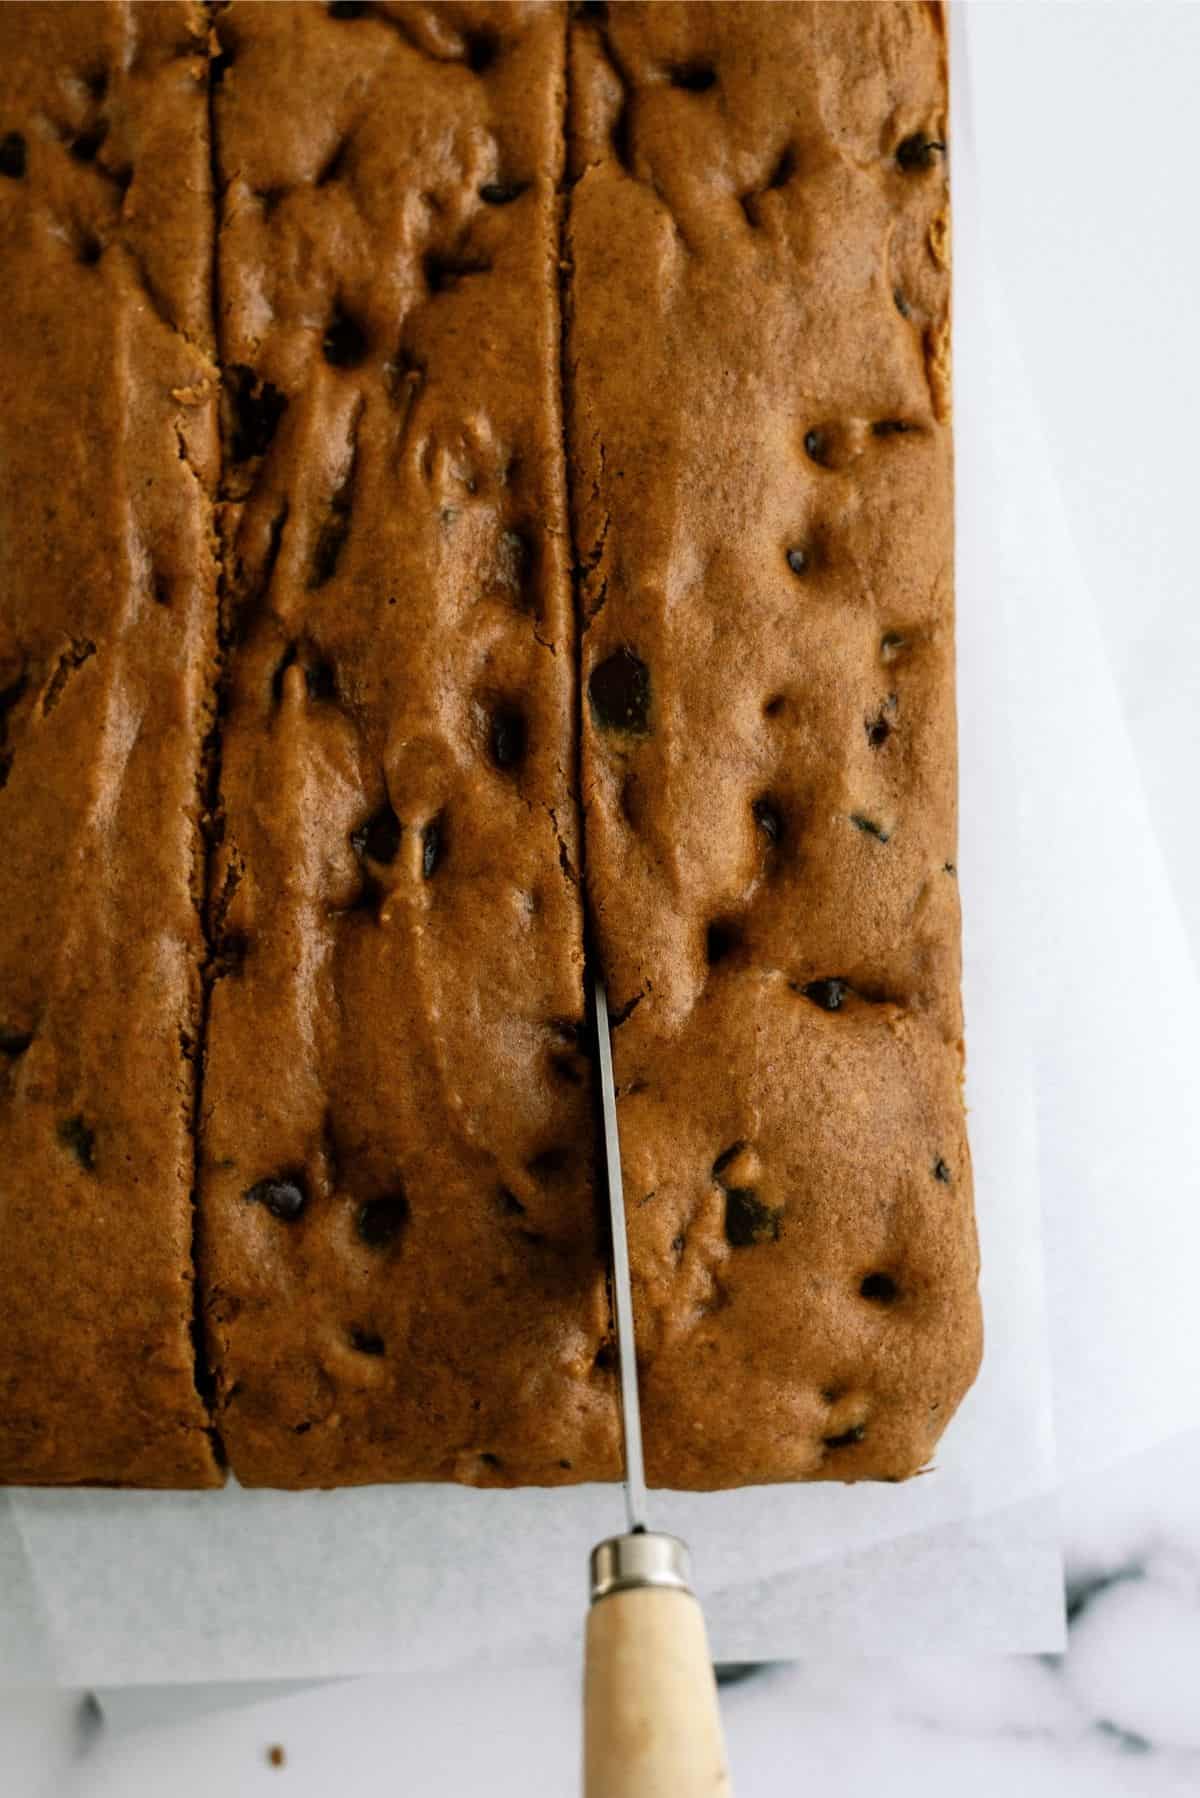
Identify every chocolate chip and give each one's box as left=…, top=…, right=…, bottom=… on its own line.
left=712, top=1142, right=747, bottom=1182
left=226, top=364, right=287, bottom=463
left=0, top=1029, right=32, bottom=1057
left=671, top=1232, right=686, bottom=1254
left=752, top=797, right=782, bottom=843
left=943, top=861, right=957, bottom=877
left=865, top=712, right=891, bottom=749
left=933, top=1158, right=952, bottom=1184
left=479, top=180, right=528, bottom=205
left=328, top=1, right=368, bottom=16
left=304, top=658, right=337, bottom=701
left=801, top=978, right=848, bottom=1012
left=421, top=815, right=443, bottom=879
left=803, top=428, right=831, bottom=467
left=896, top=134, right=945, bottom=172
left=873, top=419, right=915, bottom=437
left=893, top=288, right=912, bottom=319
left=356, top=1192, right=409, bottom=1248
left=669, top=62, right=716, bottom=92
left=490, top=705, right=527, bottom=770
left=69, top=123, right=108, bottom=164
left=725, top=1189, right=781, bottom=1248
left=0, top=132, right=27, bottom=179
left=57, top=1114, right=95, bottom=1172
left=245, top=1175, right=306, bottom=1220
left=880, top=631, right=908, bottom=663
left=349, top=1328, right=385, bottom=1355
left=594, top=1341, right=616, bottom=1373
left=851, top=813, right=890, bottom=843
left=589, top=647, right=650, bottom=734
left=322, top=309, right=368, bottom=368
left=464, top=29, right=499, bottom=73
left=558, top=1458, right=572, bottom=1470
left=823, top=1423, right=866, bottom=1450
left=785, top=546, right=809, bottom=576
left=351, top=802, right=401, bottom=864
left=860, top=1272, right=898, bottom=1303
left=480, top=1450, right=501, bottom=1467
left=77, top=231, right=103, bottom=267
left=705, top=920, right=740, bottom=966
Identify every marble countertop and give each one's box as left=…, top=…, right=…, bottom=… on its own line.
left=5, top=1427, right=1199, bottom=1794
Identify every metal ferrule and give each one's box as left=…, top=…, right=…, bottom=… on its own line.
left=589, top=1531, right=693, bottom=1605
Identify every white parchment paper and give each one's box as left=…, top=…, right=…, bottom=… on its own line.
left=14, top=5, right=1188, bottom=1680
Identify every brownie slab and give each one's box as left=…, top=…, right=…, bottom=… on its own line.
left=0, top=1, right=221, bottom=1485
left=566, top=1, right=980, bottom=1484
left=200, top=0, right=618, bottom=1486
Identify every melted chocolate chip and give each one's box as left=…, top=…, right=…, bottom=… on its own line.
left=356, top=1192, right=409, bottom=1248
left=246, top=1175, right=307, bottom=1221
left=69, top=123, right=108, bottom=163
left=0, top=1029, right=32, bottom=1057
left=227, top=364, right=287, bottom=463
left=57, top=1114, right=95, bottom=1172
left=803, top=428, right=831, bottom=467
left=725, top=1188, right=781, bottom=1248
left=0, top=132, right=27, bottom=179
left=349, top=1328, right=385, bottom=1355
left=786, top=546, right=809, bottom=576
left=823, top=1423, right=866, bottom=1450
left=480, top=180, right=529, bottom=205
left=421, top=815, right=443, bottom=878
left=669, top=62, right=716, bottom=92
left=865, top=712, right=892, bottom=749
left=752, top=797, right=782, bottom=844
left=464, top=29, right=499, bottom=73
left=801, top=978, right=848, bottom=1012
left=304, top=658, right=337, bottom=701
left=489, top=705, right=527, bottom=770
left=322, top=309, right=368, bottom=368
left=896, top=134, right=945, bottom=172
left=933, top=1158, right=952, bottom=1184
left=851, top=813, right=890, bottom=843
left=350, top=801, right=402, bottom=865
left=589, top=647, right=650, bottom=734
left=860, top=1272, right=899, bottom=1303
left=705, top=920, right=740, bottom=966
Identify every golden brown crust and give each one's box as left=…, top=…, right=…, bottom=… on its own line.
left=566, top=1, right=980, bottom=1484
left=199, top=0, right=619, bottom=1487
left=0, top=1, right=221, bottom=1486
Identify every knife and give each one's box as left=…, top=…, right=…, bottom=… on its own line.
left=584, top=976, right=733, bottom=1798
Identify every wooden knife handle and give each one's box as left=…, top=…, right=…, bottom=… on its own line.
left=584, top=1578, right=732, bottom=1797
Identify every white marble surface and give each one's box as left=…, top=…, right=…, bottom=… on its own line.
left=4, top=1429, right=1200, bottom=1794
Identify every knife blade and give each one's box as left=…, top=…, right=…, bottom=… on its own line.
left=593, top=974, right=647, bottom=1535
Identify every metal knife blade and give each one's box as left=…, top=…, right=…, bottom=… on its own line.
left=593, top=975, right=648, bottom=1534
